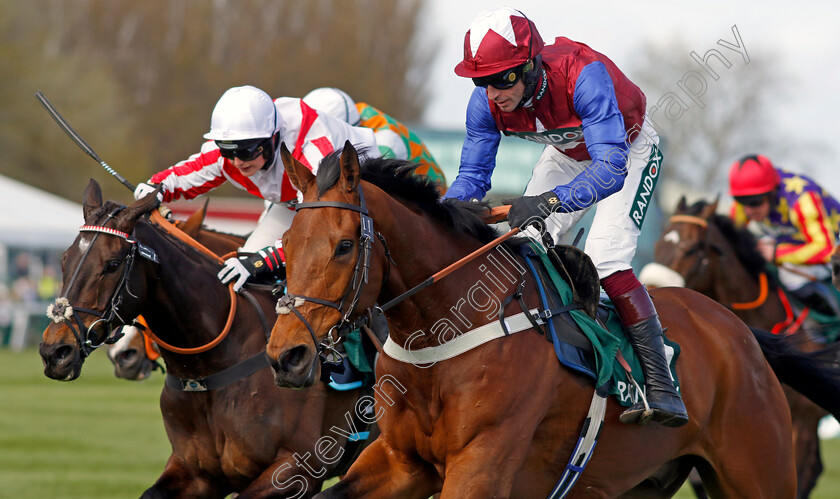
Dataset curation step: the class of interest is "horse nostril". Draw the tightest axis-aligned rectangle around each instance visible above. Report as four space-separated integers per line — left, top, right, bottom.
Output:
280 346 310 373
53 345 74 365
118 349 138 365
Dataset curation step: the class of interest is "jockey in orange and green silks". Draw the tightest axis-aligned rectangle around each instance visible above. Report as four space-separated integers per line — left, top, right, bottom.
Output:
356 103 446 190
302 87 447 193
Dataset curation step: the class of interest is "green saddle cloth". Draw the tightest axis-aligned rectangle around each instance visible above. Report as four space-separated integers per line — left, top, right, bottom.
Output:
529 242 681 407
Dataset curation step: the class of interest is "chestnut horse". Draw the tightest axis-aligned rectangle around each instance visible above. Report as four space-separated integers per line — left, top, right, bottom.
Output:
107 201 246 380
40 180 373 498
265 143 840 498
643 197 830 498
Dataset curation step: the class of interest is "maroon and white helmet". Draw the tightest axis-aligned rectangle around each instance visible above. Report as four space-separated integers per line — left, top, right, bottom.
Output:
454 7 544 78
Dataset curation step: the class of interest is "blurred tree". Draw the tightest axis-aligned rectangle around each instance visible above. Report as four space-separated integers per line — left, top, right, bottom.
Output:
0 0 435 201
627 39 787 193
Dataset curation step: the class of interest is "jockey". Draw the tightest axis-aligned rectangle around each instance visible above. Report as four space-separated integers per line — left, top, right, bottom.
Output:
446 7 686 427
133 85 378 291
302 87 448 191
729 154 840 317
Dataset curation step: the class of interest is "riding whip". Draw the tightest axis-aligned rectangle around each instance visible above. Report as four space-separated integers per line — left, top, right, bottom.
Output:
34 91 136 192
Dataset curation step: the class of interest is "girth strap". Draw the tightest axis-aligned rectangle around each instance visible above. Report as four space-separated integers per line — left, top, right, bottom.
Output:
164 351 269 392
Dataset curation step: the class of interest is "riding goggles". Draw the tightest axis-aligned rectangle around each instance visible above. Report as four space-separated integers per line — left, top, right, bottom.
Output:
734 194 768 207
216 138 270 161
472 66 522 90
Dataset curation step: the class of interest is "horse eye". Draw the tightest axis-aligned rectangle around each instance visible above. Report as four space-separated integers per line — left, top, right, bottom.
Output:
104 259 122 273
335 240 354 257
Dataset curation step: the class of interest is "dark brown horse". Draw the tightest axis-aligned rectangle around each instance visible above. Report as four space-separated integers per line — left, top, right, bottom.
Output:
265 143 840 498
106 200 247 380
645 197 829 498
40 180 373 498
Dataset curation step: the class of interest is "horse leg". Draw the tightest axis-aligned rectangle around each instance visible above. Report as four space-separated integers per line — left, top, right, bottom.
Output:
235 453 326 499
785 387 825 498
316 438 439 499
693 416 796 498
436 431 535 499
141 455 228 498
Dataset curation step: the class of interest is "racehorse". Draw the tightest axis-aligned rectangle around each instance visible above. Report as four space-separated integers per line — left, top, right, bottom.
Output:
644 197 829 498
40 180 375 498
107 200 246 381
265 142 840 498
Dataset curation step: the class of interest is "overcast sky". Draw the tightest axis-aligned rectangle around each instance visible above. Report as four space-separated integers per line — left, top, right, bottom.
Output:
421 1 840 190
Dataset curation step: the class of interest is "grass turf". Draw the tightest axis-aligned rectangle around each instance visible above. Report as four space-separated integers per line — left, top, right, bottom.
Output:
2 348 838 497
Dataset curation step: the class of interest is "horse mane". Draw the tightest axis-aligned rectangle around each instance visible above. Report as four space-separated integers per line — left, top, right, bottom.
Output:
315 151 500 244
684 200 771 282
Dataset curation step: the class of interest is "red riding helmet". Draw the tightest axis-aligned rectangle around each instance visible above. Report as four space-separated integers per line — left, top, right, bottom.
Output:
728 155 780 197
454 7 544 78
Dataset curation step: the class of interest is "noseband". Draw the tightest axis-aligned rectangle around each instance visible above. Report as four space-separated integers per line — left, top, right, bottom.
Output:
47 208 158 359
276 185 393 364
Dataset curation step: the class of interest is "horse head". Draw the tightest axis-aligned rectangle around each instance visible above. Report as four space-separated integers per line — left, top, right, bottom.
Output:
648 196 723 293
40 179 160 381
266 142 391 388
107 321 158 380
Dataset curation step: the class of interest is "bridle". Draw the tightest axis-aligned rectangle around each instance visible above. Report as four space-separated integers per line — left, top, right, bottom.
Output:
276 185 394 365
47 207 158 359
667 214 770 310
666 215 718 290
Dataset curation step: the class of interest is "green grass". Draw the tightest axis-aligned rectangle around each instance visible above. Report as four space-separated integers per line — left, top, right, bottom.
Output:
2 348 839 498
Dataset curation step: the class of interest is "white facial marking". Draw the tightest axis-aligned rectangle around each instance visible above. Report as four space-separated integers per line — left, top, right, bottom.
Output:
108 326 140 361
664 230 680 244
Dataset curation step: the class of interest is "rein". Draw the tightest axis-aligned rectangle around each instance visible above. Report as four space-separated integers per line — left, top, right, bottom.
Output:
47 207 142 359
278 186 520 367
49 208 240 358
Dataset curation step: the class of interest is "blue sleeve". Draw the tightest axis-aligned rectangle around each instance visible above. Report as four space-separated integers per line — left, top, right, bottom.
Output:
443 87 501 201
551 61 631 212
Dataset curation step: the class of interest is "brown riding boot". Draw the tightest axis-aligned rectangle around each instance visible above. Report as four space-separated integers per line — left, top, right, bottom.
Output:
612 286 688 427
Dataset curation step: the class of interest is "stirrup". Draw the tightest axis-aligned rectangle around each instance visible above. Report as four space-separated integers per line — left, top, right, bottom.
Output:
619 376 653 425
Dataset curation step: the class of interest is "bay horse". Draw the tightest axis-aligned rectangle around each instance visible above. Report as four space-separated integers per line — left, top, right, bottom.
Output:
107 200 247 381
644 197 829 498
40 180 374 498
266 142 840 498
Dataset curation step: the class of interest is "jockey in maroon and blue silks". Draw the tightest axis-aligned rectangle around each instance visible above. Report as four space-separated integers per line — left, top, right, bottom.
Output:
729 154 840 317
446 7 686 427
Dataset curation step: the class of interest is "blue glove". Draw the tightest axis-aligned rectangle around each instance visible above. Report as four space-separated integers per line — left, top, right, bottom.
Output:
507 191 560 230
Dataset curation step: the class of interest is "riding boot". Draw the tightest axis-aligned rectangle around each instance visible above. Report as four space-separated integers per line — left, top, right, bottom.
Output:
612 286 688 427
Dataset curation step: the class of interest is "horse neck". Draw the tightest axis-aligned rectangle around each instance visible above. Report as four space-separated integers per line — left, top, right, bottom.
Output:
375 200 526 349
705 233 787 329
135 222 262 373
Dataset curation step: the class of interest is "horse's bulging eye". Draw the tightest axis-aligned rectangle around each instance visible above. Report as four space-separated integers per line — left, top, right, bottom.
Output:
104 259 122 273
335 240 354 257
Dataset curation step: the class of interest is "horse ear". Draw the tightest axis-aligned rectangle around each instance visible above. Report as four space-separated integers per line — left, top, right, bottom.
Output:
122 186 163 225
339 141 360 193
83 179 103 223
710 194 720 214
676 195 687 213
280 142 315 195
180 198 209 237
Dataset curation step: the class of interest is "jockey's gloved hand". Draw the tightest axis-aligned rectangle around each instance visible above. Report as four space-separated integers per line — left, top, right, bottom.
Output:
217 244 285 292
134 182 163 203
507 191 561 230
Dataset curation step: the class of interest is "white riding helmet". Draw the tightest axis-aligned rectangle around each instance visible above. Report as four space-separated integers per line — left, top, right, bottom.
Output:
204 85 279 141
302 87 361 126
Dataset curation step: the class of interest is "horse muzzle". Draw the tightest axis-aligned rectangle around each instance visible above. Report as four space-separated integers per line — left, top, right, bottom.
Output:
267 345 319 389
39 341 82 381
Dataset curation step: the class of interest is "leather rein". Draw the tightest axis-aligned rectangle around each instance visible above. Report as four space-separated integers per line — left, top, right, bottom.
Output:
47 208 240 360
